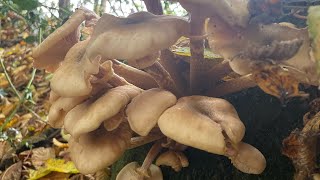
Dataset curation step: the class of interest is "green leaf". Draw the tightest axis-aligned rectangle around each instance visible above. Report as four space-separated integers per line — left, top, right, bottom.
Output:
171 47 222 60
12 0 39 11
307 6 320 74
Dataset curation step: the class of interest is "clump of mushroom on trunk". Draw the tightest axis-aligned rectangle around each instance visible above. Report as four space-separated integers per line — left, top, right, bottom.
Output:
31 0 320 178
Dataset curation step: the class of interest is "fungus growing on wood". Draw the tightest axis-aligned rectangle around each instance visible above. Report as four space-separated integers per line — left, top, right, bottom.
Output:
50 39 101 97
64 85 141 139
126 88 177 136
69 123 131 174
158 96 245 154
32 7 99 72
158 96 266 174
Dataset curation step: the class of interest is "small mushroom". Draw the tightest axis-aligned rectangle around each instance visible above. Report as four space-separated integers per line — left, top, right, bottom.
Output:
116 162 163 180
126 88 177 136
158 96 245 155
227 142 266 174
69 123 131 174
64 85 141 139
156 150 189 172
32 7 99 72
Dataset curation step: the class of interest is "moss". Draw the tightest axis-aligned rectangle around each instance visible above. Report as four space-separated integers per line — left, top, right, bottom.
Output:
111 87 308 179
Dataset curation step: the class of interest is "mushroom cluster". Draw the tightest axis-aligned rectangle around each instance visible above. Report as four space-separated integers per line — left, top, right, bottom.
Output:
31 0 320 178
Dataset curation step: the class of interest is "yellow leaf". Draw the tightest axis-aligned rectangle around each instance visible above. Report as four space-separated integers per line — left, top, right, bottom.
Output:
28 159 79 180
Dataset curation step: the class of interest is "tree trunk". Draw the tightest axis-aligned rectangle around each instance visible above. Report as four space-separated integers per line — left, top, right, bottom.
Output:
100 0 107 15
94 0 100 14
58 0 70 19
143 0 163 15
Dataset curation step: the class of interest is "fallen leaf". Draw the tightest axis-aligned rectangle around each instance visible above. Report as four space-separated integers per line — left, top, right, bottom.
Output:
0 161 22 180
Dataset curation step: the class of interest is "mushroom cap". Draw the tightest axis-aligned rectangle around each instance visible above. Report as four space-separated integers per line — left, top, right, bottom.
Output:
126 88 177 136
179 0 249 27
32 7 98 72
116 162 163 180
85 11 189 61
229 142 266 174
158 96 245 155
69 123 131 174
48 95 89 128
155 150 189 172
64 85 142 139
50 39 101 97
208 20 318 85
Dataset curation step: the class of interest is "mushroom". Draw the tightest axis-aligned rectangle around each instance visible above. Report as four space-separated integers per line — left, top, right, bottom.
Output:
32 7 99 72
126 88 177 136
155 150 189 172
158 96 245 155
50 39 101 97
116 162 163 180
178 0 249 27
64 85 141 140
227 142 266 174
158 96 266 174
85 11 188 62
69 123 131 174
85 11 189 94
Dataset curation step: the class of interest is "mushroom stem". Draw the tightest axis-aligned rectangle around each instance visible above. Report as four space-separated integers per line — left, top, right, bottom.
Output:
129 133 165 149
111 60 158 89
206 61 233 89
206 74 256 97
136 140 163 177
189 14 210 94
144 62 180 96
160 50 188 97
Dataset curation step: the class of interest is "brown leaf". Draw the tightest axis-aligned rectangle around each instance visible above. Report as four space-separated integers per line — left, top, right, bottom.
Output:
0 161 22 180
252 64 308 101
31 147 56 169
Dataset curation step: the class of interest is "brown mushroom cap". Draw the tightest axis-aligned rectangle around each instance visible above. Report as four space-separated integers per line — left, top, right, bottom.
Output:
179 0 249 27
229 142 266 174
85 11 189 62
116 162 163 180
69 123 131 174
126 88 177 136
48 95 89 128
155 150 189 172
50 39 101 97
158 96 245 155
64 85 142 139
32 7 98 72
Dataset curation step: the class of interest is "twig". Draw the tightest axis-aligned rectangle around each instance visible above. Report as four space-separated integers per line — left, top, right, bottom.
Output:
0 29 41 132
0 58 21 99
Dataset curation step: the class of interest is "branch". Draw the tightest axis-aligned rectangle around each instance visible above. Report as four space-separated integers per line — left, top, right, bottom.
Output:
143 0 163 15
